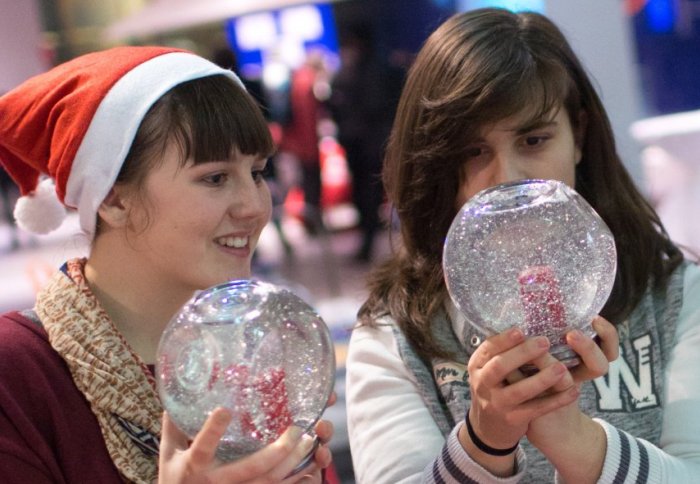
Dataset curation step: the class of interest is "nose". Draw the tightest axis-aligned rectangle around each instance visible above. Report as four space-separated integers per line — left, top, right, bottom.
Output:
229 177 272 221
490 151 527 186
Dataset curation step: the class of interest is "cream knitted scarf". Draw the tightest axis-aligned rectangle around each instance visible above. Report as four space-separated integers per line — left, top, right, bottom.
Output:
36 258 162 484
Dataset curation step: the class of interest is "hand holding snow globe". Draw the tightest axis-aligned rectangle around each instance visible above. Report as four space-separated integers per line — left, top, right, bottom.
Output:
443 179 617 369
155 280 335 469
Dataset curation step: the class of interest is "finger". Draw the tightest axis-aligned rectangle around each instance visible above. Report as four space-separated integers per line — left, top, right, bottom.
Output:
501 360 570 405
468 328 525 370
565 316 617 383
479 336 551 387
526 351 575 393
314 419 334 445
505 367 526 386
188 407 232 469
508 384 581 423
566 329 609 382
159 411 188 460
313 443 333 469
327 391 337 407
265 433 319 481
592 316 619 362
282 466 321 484
213 425 304 481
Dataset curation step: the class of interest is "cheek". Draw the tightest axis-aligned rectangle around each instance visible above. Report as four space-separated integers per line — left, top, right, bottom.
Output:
561 147 580 187
455 187 469 211
574 143 583 165
145 198 209 240
260 188 273 224
564 166 577 188
455 164 489 209
455 164 470 209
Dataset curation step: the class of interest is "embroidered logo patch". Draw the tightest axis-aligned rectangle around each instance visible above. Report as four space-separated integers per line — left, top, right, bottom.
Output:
433 360 469 409
593 334 659 412
434 361 468 387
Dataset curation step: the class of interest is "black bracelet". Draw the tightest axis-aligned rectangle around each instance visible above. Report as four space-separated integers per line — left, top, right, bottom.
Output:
465 409 519 457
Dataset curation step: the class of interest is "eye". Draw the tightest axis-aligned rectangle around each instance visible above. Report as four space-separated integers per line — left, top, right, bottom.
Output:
202 172 228 186
252 164 271 184
464 145 484 159
522 135 550 148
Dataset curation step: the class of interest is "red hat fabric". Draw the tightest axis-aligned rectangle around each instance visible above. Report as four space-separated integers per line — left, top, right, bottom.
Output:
0 46 242 235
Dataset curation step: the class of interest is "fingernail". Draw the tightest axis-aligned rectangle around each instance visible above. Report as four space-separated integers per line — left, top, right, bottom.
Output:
510 328 524 341
553 363 567 375
214 408 231 424
536 336 550 348
569 330 583 342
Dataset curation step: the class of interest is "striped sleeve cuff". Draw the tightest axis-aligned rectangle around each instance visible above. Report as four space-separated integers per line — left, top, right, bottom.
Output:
422 421 526 483
593 418 662 483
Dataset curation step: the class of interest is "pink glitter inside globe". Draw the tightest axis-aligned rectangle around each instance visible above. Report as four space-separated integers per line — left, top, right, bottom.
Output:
156 279 336 461
443 179 617 367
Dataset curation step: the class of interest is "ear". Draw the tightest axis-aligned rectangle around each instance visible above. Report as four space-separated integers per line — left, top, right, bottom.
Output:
97 187 130 229
574 110 588 165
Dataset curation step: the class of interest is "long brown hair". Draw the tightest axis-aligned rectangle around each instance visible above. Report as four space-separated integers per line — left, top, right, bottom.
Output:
359 8 682 360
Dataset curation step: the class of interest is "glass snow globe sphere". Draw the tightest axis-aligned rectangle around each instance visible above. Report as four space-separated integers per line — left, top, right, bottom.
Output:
156 279 336 465
443 179 617 369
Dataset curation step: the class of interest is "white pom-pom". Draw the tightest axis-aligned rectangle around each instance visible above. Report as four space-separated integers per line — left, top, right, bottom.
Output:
14 178 67 234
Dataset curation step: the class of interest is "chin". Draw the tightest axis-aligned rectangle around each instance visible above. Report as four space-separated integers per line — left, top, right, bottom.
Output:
219 270 252 284
192 275 246 294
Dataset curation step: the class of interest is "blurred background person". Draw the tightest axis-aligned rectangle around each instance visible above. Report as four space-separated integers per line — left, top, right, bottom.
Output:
279 49 330 236
212 46 268 116
329 21 403 262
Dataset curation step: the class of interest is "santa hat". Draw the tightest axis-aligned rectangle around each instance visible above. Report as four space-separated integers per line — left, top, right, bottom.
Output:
0 46 242 236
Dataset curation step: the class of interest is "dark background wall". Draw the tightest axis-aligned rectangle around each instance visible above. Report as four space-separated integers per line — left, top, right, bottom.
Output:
332 0 456 65
632 0 700 115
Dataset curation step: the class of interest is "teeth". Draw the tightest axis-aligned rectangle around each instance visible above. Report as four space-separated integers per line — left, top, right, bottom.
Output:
217 236 247 248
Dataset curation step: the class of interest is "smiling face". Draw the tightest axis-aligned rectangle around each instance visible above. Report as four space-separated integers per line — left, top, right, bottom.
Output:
455 107 582 209
120 143 272 293
93 74 275 296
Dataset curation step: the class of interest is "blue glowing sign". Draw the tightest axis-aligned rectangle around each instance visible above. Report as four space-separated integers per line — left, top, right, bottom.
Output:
225 3 338 74
458 0 545 13
645 0 676 33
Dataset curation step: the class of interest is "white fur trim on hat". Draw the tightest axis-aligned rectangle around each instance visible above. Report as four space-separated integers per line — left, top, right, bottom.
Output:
64 52 242 237
14 178 68 234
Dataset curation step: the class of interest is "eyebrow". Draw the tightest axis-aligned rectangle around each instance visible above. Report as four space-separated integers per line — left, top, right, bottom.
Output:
471 117 559 143
512 119 558 135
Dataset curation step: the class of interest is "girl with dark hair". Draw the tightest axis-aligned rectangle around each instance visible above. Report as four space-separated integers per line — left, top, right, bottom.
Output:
0 47 333 483
346 8 699 483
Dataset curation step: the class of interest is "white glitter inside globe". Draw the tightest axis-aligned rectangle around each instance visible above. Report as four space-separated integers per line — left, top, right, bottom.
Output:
443 179 617 366
156 280 336 461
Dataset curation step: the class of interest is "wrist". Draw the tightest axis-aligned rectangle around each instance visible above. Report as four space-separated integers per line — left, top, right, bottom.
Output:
465 408 520 456
457 421 518 478
530 412 606 481
527 403 582 451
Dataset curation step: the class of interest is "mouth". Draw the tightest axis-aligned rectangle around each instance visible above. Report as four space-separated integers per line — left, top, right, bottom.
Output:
215 235 249 249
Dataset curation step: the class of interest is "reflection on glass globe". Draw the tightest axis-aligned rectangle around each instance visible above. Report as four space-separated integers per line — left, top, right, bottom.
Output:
443 179 617 368
156 280 336 462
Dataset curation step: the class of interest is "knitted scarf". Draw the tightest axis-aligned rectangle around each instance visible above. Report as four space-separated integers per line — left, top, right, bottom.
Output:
35 258 162 484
